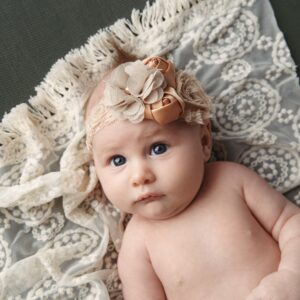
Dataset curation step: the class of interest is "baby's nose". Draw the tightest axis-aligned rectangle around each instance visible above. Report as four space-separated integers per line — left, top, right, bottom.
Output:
131 161 156 187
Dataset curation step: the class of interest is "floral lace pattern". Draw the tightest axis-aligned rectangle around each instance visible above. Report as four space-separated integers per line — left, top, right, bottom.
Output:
221 59 251 82
238 147 299 192
0 0 300 299
177 0 299 197
194 8 258 64
214 79 281 136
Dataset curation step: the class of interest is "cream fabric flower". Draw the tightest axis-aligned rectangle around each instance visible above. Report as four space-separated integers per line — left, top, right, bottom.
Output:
103 60 167 123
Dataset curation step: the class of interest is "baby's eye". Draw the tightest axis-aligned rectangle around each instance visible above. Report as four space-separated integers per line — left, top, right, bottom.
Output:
150 143 168 156
110 155 126 167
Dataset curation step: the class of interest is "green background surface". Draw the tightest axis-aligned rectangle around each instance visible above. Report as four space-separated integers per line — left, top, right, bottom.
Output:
0 0 299 117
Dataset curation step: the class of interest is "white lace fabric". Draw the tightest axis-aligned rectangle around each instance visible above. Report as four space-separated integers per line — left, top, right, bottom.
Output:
0 0 300 299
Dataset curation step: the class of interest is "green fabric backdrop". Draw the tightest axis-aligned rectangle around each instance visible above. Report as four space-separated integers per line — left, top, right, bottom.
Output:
0 0 299 117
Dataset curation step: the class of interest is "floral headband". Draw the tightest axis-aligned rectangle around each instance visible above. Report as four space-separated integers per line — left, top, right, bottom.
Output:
86 56 211 150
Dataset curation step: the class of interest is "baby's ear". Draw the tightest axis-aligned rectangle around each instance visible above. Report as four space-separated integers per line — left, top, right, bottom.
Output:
200 120 212 162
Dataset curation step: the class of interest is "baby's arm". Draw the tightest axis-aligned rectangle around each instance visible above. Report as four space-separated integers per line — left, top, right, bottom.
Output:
118 217 166 300
230 163 300 299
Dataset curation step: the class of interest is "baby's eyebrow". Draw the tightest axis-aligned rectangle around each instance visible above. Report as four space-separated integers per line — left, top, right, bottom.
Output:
142 127 166 139
96 143 122 156
94 126 172 155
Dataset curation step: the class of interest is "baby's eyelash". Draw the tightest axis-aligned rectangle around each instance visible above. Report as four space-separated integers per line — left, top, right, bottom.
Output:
150 143 169 156
109 155 127 167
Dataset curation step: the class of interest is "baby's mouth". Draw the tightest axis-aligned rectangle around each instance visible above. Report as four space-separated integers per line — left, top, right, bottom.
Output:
136 193 164 203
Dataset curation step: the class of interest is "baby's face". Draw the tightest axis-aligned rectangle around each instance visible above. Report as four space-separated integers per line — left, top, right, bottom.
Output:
92 119 211 220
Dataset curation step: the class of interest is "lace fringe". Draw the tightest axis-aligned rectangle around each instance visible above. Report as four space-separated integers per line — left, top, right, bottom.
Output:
0 0 243 158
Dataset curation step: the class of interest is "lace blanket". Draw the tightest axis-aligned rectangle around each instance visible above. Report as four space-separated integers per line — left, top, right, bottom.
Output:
1 0 299 299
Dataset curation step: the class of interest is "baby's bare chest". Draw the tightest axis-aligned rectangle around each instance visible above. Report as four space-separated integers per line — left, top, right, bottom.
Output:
145 195 280 299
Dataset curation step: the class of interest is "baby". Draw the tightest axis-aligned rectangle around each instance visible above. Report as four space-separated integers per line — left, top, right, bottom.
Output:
85 56 300 299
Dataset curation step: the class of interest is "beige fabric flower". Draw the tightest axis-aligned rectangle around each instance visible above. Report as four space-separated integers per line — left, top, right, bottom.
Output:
103 60 167 123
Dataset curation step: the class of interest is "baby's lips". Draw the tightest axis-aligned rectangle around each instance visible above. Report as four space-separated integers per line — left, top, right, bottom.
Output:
136 192 164 203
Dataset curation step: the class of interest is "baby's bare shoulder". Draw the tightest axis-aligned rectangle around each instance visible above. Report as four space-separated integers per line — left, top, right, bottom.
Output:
121 215 157 254
119 216 149 265
205 161 256 182
206 160 250 171
201 161 260 198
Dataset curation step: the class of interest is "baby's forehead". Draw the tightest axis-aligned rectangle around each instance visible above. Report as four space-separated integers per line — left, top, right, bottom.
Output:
92 119 197 151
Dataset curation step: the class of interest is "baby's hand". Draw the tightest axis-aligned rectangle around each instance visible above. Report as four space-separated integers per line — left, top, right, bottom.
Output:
246 270 300 300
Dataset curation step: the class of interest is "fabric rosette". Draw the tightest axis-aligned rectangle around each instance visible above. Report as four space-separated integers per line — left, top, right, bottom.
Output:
143 56 176 88
103 60 167 123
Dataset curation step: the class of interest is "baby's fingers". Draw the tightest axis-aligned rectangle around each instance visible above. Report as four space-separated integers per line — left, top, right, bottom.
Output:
246 270 296 300
245 286 268 300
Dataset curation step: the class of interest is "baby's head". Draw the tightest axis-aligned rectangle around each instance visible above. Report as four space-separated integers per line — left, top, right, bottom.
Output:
85 57 212 220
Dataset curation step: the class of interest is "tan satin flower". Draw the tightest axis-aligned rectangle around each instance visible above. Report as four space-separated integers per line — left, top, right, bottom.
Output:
143 56 176 88
144 86 185 125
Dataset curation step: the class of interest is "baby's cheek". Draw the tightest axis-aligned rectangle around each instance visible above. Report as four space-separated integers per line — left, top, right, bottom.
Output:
96 174 111 198
101 180 115 200
180 165 204 196
101 181 127 210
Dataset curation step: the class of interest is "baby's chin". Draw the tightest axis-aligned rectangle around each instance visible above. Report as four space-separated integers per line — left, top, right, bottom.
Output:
133 197 194 221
